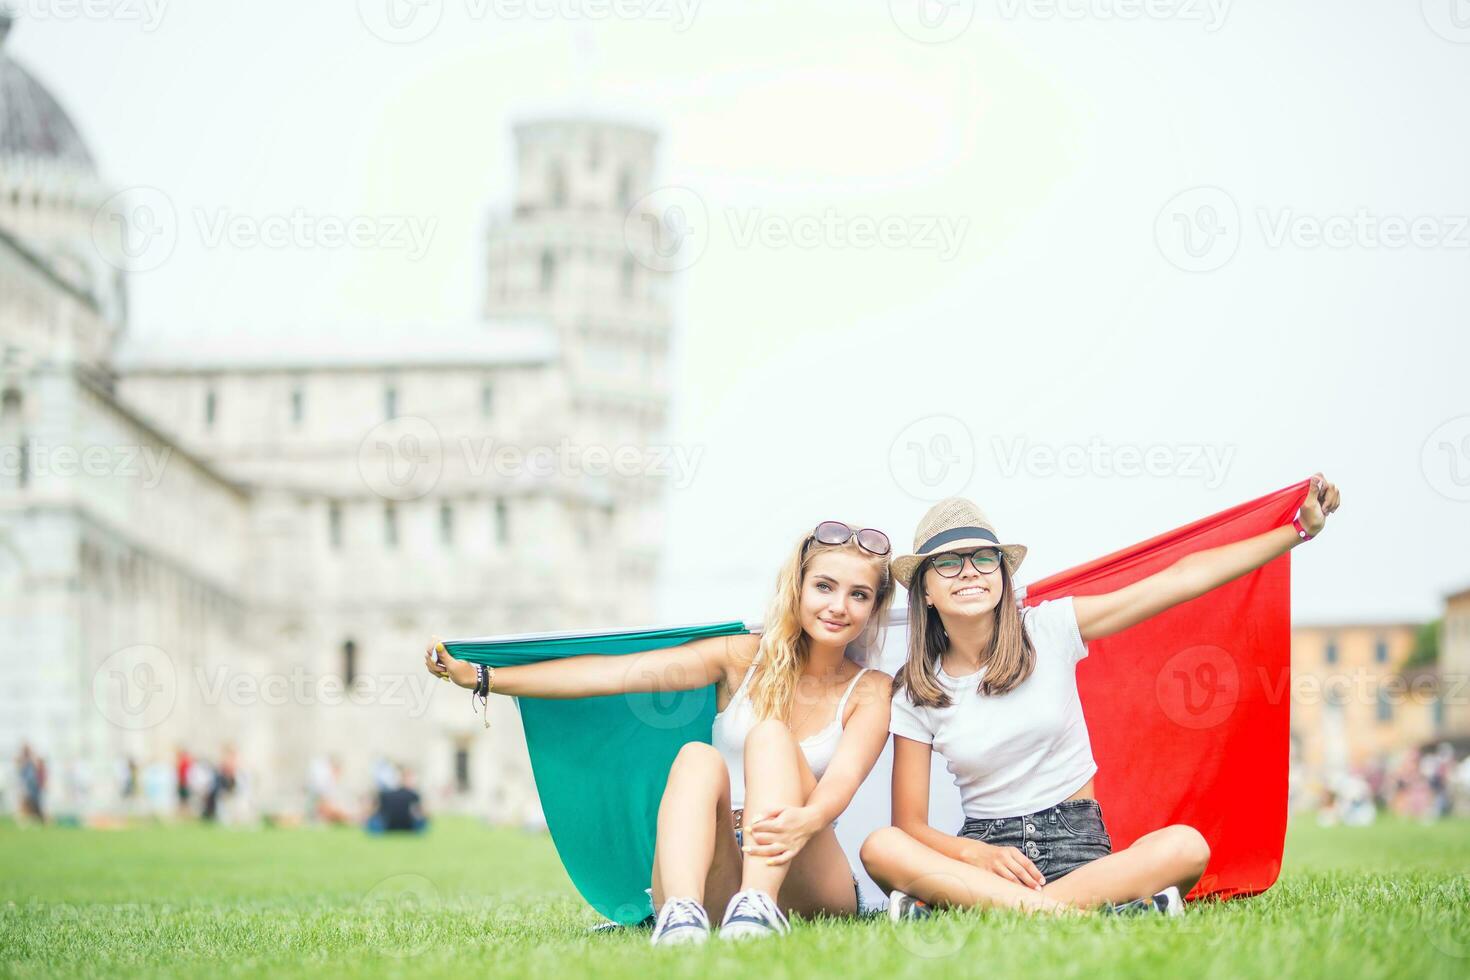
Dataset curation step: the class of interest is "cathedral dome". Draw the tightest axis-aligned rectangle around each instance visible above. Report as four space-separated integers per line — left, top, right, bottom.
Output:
0 13 97 175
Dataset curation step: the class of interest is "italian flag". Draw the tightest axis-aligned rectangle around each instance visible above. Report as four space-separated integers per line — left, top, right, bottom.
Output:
447 479 1308 922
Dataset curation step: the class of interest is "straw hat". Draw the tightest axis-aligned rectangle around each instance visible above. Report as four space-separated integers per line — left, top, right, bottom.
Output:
891 497 1027 589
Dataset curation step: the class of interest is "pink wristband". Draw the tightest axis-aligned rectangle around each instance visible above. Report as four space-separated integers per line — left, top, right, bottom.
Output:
1292 513 1315 541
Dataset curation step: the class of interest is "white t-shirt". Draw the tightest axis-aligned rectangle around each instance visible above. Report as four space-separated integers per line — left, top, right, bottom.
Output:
889 597 1097 820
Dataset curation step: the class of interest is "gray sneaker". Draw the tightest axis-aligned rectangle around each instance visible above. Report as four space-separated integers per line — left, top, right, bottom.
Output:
650 897 711 946
717 889 790 940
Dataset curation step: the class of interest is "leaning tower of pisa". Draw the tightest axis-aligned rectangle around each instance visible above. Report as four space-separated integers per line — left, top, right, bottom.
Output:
484 118 682 625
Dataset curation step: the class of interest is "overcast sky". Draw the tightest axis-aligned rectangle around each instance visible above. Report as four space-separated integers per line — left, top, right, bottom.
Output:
10 1 1470 624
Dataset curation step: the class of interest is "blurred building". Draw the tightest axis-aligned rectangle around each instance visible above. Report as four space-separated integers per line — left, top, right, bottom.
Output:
1289 622 1442 803
1442 585 1470 738
0 14 681 820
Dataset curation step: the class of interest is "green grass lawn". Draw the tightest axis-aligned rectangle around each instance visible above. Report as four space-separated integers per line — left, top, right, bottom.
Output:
2 815 1468 979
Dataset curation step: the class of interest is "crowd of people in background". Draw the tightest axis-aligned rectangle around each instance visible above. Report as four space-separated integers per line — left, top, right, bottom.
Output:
1302 743 1470 827
13 738 1469 833
6 743 428 835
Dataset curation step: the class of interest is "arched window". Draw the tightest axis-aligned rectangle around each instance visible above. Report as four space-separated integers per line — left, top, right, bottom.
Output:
494 499 509 545
454 742 471 793
342 639 358 686
539 250 556 294
549 164 567 208
621 256 636 299
0 388 23 488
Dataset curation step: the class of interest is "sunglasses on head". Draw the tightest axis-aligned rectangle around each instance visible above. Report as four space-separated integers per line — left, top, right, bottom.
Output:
805 520 892 558
927 548 1002 578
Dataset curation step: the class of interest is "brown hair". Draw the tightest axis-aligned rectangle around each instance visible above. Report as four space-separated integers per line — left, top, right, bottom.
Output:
893 557 1035 708
746 529 894 721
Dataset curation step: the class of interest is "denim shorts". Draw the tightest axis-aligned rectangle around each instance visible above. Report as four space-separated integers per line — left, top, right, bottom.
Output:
959 799 1113 883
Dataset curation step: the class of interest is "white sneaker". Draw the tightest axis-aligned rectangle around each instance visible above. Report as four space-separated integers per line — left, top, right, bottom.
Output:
650 897 711 946
1152 885 1184 917
717 889 791 940
1105 885 1184 917
887 889 932 922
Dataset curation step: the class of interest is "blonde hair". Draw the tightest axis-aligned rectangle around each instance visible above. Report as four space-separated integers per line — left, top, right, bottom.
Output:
746 528 894 721
893 557 1035 708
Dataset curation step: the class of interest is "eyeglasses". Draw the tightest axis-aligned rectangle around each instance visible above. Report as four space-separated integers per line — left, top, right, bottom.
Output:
806 520 891 557
928 548 1002 578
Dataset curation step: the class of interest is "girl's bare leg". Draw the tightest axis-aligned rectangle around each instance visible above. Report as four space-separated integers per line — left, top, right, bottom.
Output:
650 742 743 914
1039 825 1210 908
860 827 1071 913
737 719 863 918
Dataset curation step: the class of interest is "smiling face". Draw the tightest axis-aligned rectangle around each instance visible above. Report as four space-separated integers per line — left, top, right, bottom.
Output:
798 548 883 649
922 547 1005 622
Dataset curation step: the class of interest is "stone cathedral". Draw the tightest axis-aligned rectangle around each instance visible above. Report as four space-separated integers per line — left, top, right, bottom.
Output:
0 14 682 822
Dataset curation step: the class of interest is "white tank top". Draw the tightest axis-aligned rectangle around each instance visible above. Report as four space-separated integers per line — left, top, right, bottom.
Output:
711 651 874 811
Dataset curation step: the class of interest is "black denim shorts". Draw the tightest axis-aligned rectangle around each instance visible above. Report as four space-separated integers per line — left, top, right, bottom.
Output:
959 799 1113 883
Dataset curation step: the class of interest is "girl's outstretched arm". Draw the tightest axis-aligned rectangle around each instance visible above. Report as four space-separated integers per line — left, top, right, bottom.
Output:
424 631 756 698
1073 472 1341 643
